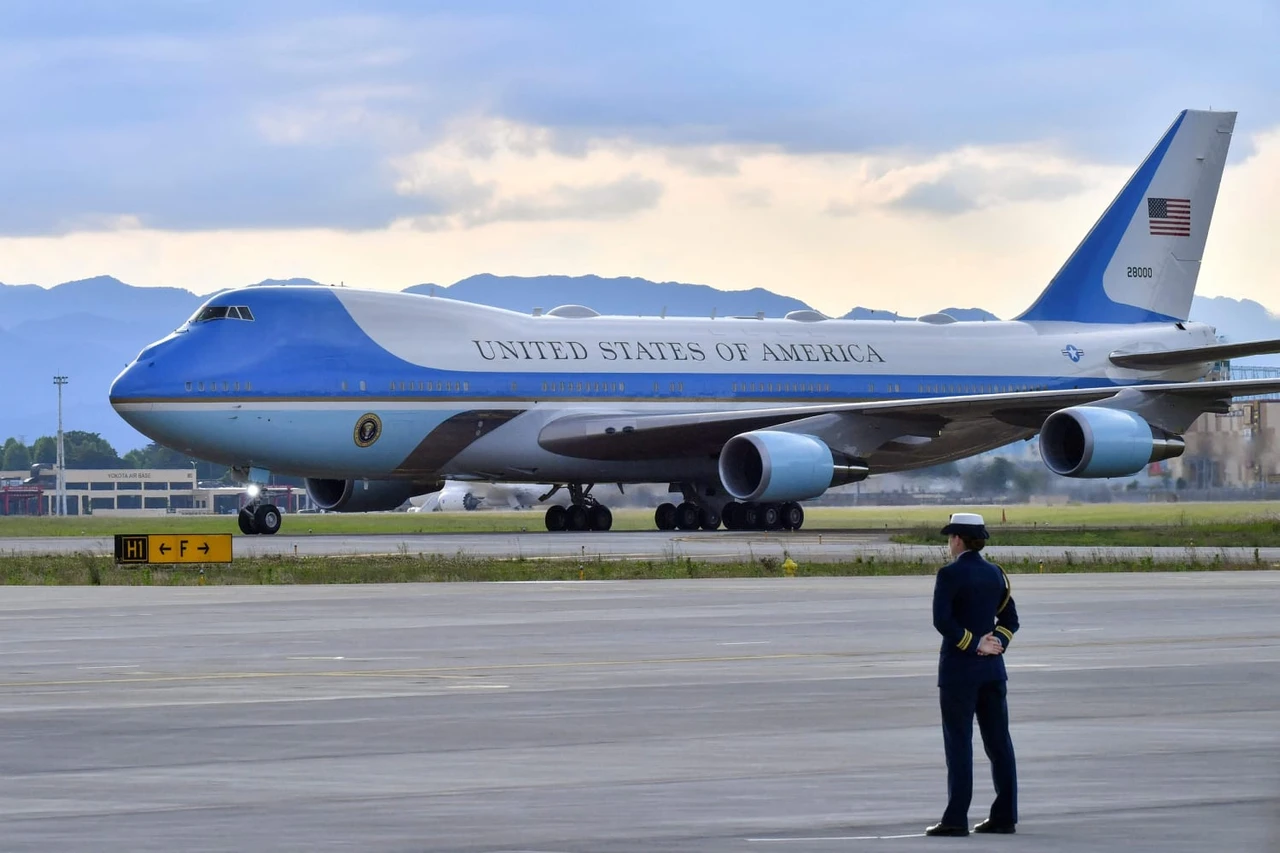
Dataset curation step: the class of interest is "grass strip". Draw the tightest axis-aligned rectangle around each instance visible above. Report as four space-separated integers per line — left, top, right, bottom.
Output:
4 501 1280 538
2 551 1274 586
890 521 1280 547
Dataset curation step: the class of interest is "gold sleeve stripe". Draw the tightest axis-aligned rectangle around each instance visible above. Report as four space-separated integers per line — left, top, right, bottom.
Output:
998 569 1012 614
958 629 973 651
995 626 1014 642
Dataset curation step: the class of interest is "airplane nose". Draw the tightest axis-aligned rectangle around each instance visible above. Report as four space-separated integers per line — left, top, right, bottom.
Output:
109 361 142 404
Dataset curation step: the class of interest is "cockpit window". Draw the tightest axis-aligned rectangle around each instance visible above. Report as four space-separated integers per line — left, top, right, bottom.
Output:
195 306 230 322
191 305 256 323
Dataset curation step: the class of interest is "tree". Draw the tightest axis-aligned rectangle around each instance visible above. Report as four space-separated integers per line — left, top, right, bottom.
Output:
963 457 1018 496
2 438 31 471
124 442 192 469
62 431 123 468
31 436 56 465
122 442 231 481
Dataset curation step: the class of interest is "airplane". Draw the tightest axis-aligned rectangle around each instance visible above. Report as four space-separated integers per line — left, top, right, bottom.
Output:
408 480 569 512
111 108 1280 536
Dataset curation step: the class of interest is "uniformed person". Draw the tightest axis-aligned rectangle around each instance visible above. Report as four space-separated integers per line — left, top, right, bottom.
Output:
925 512 1019 837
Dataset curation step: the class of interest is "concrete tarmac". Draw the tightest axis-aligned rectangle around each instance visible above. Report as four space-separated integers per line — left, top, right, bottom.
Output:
0 573 1277 851
6 529 1280 563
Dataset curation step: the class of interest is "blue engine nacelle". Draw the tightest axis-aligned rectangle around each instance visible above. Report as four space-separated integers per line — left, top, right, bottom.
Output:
1039 407 1185 478
718 431 868 503
305 478 442 512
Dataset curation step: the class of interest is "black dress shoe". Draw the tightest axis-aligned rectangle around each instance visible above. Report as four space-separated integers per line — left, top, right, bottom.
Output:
973 818 1016 834
924 823 969 837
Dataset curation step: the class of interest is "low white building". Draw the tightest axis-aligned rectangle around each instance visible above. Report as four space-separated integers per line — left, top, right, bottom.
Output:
0 467 304 516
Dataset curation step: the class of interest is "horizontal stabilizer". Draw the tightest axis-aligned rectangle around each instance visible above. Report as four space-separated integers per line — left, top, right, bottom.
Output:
1109 338 1280 369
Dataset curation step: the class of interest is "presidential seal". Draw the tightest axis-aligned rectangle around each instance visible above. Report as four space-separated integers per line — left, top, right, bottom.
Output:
354 413 382 448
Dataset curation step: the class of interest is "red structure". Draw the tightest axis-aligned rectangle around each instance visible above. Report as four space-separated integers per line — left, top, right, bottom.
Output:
1 485 44 516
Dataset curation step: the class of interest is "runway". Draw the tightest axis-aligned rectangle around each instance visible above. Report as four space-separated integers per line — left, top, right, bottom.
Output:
6 528 1280 564
0 573 1276 851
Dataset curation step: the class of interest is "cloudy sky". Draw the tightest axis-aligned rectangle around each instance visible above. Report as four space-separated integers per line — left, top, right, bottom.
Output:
2 0 1277 318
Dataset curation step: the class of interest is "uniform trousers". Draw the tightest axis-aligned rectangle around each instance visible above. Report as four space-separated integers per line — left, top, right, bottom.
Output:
939 678 1017 827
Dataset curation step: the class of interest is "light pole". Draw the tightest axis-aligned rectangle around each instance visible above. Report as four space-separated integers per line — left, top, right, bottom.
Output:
53 375 68 516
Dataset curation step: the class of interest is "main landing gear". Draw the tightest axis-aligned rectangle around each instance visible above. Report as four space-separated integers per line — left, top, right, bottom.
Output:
237 484 282 536
543 483 613 532
654 499 805 531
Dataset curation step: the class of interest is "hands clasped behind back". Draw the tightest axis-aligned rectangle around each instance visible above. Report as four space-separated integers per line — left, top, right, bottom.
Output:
976 634 1004 656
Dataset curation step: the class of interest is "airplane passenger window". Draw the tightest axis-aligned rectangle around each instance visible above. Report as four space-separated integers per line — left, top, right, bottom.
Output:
185 381 192 392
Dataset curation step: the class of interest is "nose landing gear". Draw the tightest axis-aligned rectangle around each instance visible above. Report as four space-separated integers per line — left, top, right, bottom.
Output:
233 470 282 535
238 502 282 535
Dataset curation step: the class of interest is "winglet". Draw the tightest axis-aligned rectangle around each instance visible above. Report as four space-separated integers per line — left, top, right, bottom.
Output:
1018 109 1236 324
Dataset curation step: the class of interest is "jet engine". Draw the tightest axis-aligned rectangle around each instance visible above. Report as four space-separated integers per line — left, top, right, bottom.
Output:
305 478 442 512
718 430 868 503
1038 406 1185 478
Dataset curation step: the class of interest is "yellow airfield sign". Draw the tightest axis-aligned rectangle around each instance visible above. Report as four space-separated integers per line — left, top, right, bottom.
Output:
114 533 233 564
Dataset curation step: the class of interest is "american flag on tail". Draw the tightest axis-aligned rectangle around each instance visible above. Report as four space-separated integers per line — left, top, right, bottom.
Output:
1148 197 1191 236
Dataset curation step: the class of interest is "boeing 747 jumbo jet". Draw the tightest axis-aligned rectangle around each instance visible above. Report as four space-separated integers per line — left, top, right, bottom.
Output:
112 109 1280 535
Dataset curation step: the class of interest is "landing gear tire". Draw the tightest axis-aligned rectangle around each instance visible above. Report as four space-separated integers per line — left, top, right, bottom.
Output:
588 505 613 531
655 502 678 531
782 502 804 531
760 503 781 530
722 502 741 530
254 504 282 535
675 501 701 531
741 504 761 530
545 504 568 532
699 507 721 530
238 507 258 535
567 504 590 532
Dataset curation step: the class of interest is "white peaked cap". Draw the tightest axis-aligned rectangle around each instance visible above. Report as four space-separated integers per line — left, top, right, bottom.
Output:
948 512 985 526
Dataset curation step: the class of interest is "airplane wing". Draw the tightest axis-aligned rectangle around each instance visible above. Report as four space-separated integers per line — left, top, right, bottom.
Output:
1109 338 1280 369
538 377 1280 462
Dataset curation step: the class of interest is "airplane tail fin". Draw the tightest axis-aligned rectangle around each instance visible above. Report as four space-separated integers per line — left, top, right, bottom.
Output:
1017 109 1236 324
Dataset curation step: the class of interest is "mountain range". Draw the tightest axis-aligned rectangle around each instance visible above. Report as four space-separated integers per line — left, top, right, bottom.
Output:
2 274 1278 454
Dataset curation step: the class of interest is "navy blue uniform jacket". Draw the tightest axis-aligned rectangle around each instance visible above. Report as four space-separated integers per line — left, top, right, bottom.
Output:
933 550 1019 688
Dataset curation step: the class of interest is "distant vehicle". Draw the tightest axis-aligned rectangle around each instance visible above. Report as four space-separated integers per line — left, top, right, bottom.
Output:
111 109 1280 536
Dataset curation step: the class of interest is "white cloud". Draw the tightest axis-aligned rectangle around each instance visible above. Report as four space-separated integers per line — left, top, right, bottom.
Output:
2 119 1277 322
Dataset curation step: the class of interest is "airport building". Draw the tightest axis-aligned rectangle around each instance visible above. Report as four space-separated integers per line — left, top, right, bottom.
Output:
1163 399 1280 489
0 466 306 517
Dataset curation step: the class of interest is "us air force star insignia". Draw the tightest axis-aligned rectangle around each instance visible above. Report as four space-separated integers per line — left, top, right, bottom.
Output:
354 413 382 447
1061 344 1084 363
